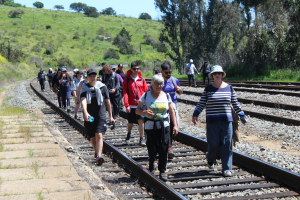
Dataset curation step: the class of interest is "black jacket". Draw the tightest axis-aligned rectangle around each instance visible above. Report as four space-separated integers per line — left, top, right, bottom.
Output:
102 72 120 96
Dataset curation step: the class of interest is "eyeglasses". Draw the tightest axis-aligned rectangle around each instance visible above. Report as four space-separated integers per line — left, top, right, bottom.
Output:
132 68 140 71
112 69 116 70
163 71 172 75
213 72 223 75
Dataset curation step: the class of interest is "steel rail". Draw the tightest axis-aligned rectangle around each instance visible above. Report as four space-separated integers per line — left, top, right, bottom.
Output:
182 90 300 111
30 82 186 200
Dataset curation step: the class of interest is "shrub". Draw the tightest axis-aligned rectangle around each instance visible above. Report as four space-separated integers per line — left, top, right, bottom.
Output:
13 21 18 25
57 56 73 67
46 25 51 29
83 6 99 18
139 12 152 20
33 1 44 8
3 2 23 7
97 27 105 35
28 56 43 67
119 45 136 55
31 44 41 52
104 48 120 60
53 5 64 10
145 36 156 45
100 7 116 16
73 32 80 40
8 9 24 18
154 42 168 53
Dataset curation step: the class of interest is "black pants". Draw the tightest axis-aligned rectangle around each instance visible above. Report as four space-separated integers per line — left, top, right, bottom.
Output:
110 94 119 119
203 73 210 85
188 74 196 86
48 80 53 89
57 93 62 107
146 127 170 173
39 80 45 90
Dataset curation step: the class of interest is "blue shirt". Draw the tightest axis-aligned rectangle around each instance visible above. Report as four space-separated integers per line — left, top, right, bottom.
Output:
148 77 180 102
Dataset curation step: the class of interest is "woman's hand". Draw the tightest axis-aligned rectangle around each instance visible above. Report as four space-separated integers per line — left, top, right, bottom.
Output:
110 89 115 93
173 125 178 136
84 112 91 121
192 117 198 125
144 109 154 116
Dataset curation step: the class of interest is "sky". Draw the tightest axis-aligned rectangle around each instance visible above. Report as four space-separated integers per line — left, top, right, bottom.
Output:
16 0 162 19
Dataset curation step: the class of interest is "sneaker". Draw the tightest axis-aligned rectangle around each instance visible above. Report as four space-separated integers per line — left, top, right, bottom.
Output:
96 156 104 166
74 115 78 119
94 153 97 159
207 162 214 169
159 172 168 181
67 107 71 112
224 171 232 177
150 169 155 174
194 85 197 87
168 148 175 160
64 107 67 112
139 138 146 146
125 132 131 141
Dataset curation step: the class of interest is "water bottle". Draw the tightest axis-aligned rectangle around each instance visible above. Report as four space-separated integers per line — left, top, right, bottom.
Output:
88 116 94 122
141 104 147 118
240 116 246 123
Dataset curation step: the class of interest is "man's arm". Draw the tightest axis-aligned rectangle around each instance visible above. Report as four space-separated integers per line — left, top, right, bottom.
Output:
105 99 115 124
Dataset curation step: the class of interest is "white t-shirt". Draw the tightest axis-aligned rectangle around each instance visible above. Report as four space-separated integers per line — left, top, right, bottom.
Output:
139 91 172 130
185 63 196 75
129 75 139 108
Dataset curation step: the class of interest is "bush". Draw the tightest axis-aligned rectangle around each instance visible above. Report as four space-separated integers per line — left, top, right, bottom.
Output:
31 44 41 52
46 25 51 29
13 21 18 25
33 1 44 8
8 9 24 18
154 42 168 53
139 12 152 20
97 27 105 35
3 2 23 7
100 7 116 16
145 36 156 45
119 45 136 55
104 48 120 60
28 56 43 67
73 32 80 40
54 5 64 10
83 6 99 18
57 56 74 67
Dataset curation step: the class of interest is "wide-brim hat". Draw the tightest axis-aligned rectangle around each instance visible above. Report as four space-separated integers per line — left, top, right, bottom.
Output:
209 65 226 79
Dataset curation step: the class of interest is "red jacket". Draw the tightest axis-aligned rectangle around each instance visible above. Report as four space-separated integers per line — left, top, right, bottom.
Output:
123 70 148 107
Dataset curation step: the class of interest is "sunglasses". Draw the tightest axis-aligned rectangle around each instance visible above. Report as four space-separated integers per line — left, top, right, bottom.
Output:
213 72 223 75
163 71 172 75
112 68 116 70
132 68 140 71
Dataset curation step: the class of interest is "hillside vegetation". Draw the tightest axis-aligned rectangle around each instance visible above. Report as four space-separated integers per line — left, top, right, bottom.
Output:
0 5 165 69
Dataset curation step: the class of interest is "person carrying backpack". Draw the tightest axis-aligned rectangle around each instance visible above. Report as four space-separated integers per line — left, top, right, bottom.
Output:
102 64 120 119
37 68 46 92
148 61 183 160
199 61 211 85
123 61 148 146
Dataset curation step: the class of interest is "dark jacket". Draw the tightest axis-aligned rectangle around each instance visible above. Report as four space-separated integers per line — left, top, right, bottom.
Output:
199 64 210 74
38 72 46 81
116 69 126 79
102 72 120 96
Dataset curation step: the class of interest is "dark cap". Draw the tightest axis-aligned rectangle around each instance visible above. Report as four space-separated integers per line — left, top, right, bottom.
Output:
40 68 44 71
58 68 62 72
61 68 67 72
87 68 97 75
204 61 208 64
77 70 83 74
118 64 123 67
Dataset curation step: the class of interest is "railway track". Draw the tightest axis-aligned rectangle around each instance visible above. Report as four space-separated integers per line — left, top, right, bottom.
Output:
30 79 300 199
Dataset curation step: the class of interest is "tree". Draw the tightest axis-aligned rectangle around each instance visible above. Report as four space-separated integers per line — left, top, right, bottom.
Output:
54 5 64 10
8 9 24 18
139 12 152 20
69 2 86 12
0 0 10 4
33 1 44 8
100 7 116 15
83 6 99 17
113 27 132 48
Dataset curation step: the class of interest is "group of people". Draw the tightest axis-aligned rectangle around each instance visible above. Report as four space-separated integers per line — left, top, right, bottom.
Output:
185 59 211 87
38 60 247 181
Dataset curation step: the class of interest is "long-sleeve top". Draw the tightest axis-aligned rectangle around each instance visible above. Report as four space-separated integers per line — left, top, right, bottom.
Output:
102 72 120 96
193 84 246 123
199 64 210 74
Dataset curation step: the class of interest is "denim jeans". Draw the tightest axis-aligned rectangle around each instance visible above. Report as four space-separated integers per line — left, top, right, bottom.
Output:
206 122 233 173
188 74 196 86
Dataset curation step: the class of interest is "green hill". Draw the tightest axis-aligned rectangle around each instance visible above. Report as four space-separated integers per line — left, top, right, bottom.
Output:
0 5 165 68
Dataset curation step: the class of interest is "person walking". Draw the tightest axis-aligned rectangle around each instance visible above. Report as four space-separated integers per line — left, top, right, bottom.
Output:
185 59 199 87
199 61 211 85
59 68 72 112
192 65 247 177
148 62 182 160
71 70 83 119
47 68 54 89
116 64 126 79
112 65 124 111
99 63 106 82
80 68 115 166
136 75 178 181
52 68 62 107
37 68 46 91
123 61 148 146
102 64 120 119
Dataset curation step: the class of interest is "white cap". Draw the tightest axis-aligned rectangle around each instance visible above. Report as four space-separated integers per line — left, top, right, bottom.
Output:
49 68 52 71
73 68 79 72
189 59 193 63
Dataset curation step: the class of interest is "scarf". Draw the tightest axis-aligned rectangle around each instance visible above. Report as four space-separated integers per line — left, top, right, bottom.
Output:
80 81 105 106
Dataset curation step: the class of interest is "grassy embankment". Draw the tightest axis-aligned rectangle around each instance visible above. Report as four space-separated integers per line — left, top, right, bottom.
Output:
0 5 165 68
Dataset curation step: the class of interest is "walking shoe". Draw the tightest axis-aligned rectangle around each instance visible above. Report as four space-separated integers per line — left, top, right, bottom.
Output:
74 115 78 119
150 169 155 174
194 85 197 87
207 161 214 169
159 172 168 181
168 148 175 160
149 162 155 174
67 107 71 112
64 107 67 112
139 138 146 146
96 156 104 166
224 171 232 177
125 132 131 141
94 153 97 159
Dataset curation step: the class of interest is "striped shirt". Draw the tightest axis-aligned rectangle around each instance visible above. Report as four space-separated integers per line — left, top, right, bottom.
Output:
193 84 245 123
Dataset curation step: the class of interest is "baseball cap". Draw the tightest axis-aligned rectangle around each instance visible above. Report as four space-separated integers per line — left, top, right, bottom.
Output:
40 68 44 71
87 68 97 75
73 68 79 72
77 70 83 74
58 68 62 72
112 65 117 69
118 64 123 67
189 59 193 63
49 68 52 71
61 68 67 72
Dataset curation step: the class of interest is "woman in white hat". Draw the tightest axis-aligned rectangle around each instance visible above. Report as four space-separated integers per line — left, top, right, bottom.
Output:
192 65 247 177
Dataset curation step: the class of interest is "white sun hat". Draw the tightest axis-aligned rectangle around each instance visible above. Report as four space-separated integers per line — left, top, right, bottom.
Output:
209 65 226 79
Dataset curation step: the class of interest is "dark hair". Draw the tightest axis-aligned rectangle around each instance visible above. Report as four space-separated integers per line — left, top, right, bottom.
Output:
131 61 138 68
161 61 172 70
101 62 106 66
154 70 161 74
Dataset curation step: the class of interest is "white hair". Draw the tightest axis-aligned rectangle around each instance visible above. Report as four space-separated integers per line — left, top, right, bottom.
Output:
151 74 164 85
